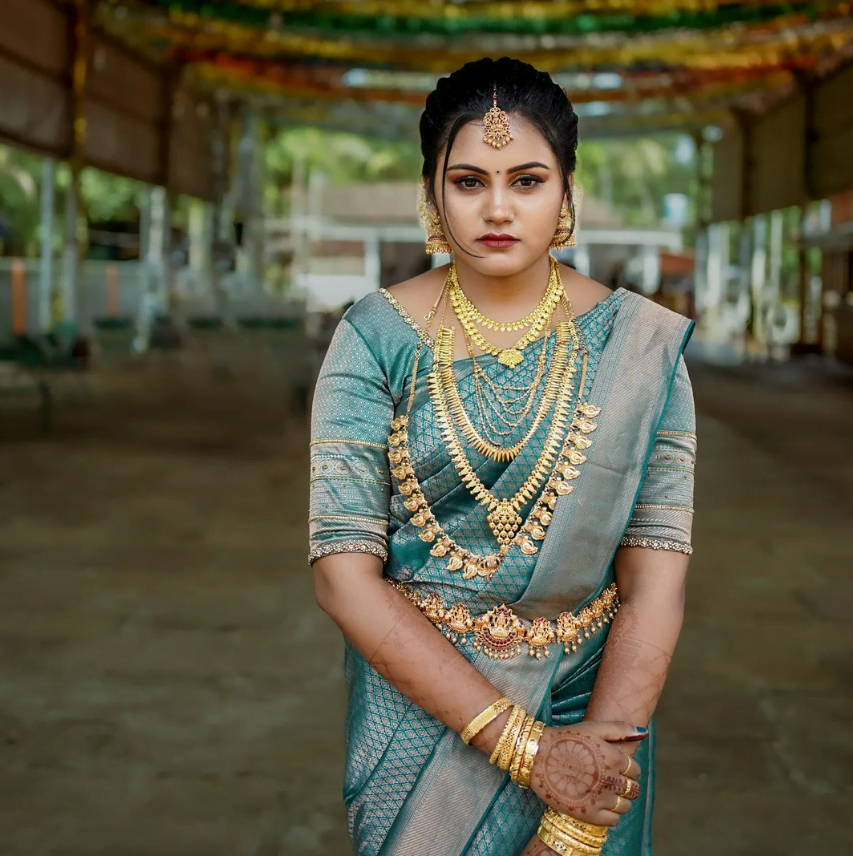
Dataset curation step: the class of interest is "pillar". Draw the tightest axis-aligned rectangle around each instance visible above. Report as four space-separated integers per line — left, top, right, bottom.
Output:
750 215 768 343
60 176 80 325
38 158 56 331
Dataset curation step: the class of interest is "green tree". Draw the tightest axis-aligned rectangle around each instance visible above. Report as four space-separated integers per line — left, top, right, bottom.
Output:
0 145 42 256
576 134 695 229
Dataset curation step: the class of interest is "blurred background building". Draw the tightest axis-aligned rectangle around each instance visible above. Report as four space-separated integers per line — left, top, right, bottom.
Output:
1 0 852 368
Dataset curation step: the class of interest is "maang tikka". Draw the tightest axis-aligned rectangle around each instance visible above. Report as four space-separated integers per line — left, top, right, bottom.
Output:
483 86 512 149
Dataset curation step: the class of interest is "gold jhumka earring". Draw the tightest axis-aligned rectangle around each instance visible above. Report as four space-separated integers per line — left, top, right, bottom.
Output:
483 86 512 149
417 182 451 255
550 198 577 249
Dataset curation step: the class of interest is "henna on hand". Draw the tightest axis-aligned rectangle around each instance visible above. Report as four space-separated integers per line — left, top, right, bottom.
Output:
529 723 644 824
538 732 606 811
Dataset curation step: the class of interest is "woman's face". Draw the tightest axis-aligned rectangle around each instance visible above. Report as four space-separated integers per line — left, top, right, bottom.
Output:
430 114 567 277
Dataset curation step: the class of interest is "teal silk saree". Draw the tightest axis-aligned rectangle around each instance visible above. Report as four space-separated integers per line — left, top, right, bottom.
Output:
309 283 696 856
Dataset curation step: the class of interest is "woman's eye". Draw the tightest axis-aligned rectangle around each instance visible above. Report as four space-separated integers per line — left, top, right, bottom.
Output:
514 175 542 188
455 177 483 189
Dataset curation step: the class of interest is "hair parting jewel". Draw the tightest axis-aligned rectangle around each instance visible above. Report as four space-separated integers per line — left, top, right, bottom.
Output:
483 85 513 149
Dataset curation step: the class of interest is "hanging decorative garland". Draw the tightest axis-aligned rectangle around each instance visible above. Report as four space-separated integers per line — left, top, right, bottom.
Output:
127 0 850 38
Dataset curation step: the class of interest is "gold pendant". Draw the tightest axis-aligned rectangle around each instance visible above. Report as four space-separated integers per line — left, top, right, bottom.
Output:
498 348 523 368
487 500 523 549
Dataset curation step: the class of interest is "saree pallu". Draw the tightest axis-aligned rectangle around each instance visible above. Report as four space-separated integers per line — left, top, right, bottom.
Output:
309 284 696 856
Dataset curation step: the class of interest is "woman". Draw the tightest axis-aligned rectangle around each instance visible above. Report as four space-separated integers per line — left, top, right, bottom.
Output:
310 57 695 856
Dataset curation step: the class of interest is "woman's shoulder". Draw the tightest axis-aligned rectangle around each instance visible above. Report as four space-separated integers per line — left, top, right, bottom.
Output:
343 266 446 341
382 266 448 318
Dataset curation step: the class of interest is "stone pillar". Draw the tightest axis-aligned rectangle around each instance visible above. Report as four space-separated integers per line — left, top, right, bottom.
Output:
38 158 56 331
137 185 170 343
750 215 768 344
60 174 80 325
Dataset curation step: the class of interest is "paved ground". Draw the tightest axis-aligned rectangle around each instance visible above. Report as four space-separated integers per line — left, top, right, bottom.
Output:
0 351 851 855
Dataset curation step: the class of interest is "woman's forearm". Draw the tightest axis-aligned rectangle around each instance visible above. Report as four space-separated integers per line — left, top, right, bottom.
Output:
313 552 509 753
584 549 688 741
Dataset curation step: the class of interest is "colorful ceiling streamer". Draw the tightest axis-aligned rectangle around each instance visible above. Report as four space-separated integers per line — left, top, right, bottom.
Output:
98 0 853 136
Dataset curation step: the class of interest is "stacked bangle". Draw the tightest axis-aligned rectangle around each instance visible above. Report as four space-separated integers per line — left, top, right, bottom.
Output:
490 704 526 770
516 718 546 789
486 703 546 791
537 808 608 856
509 715 534 783
460 697 512 745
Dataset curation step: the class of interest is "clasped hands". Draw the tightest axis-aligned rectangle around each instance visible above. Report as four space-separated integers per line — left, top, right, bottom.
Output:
520 720 647 855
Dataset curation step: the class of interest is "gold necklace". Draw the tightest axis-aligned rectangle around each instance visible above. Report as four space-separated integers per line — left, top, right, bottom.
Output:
435 322 577 463
428 323 578 552
452 262 563 332
388 353 600 580
467 333 549 442
448 258 564 367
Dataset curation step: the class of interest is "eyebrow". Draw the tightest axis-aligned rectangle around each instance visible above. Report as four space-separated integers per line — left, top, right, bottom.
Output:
447 161 551 174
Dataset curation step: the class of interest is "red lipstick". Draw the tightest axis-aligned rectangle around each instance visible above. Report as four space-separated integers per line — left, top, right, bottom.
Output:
477 233 520 249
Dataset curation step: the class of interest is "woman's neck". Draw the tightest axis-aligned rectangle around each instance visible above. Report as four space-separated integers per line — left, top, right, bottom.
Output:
452 255 553 319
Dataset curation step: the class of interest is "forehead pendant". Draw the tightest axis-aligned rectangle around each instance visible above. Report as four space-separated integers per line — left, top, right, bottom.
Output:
483 86 512 149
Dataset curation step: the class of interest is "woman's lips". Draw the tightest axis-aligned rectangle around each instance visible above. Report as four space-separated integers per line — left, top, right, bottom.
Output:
477 235 520 249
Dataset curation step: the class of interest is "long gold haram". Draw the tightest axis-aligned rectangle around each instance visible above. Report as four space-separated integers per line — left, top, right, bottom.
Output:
434 322 578 463
428 328 580 554
388 323 601 580
448 258 564 368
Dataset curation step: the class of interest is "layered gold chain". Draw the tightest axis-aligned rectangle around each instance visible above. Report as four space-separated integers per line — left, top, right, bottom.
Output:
388 372 599 580
465 324 549 442
386 262 603 581
448 257 564 367
434 322 577 463
427 321 579 551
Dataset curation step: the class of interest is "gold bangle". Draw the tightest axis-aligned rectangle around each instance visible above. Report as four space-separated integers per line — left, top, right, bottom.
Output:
542 809 608 847
540 814 605 851
460 697 512 745
497 707 526 771
509 715 534 784
543 808 608 838
489 704 525 768
516 719 545 789
537 822 602 856
488 704 520 766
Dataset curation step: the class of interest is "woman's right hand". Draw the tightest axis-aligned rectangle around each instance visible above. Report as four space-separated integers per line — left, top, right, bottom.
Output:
529 721 646 828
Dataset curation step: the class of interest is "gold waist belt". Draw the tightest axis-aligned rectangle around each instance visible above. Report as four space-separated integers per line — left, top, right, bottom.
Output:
391 581 619 661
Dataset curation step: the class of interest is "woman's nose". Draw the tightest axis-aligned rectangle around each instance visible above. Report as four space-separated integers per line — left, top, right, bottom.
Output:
483 187 513 224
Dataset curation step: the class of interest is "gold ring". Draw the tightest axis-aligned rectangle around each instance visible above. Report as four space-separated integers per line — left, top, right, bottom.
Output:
612 795 623 812
620 754 632 777
619 778 633 798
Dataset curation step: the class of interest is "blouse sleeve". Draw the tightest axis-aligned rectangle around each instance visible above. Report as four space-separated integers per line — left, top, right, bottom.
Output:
308 316 395 566
620 355 696 555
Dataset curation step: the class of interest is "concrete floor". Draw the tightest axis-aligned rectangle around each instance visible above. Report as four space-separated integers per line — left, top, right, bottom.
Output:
0 354 851 855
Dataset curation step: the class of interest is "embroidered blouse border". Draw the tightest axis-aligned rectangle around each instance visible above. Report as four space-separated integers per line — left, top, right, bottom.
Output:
620 535 693 555
311 438 388 450
378 289 435 348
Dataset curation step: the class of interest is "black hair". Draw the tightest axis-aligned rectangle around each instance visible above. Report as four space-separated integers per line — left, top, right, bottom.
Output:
419 56 579 254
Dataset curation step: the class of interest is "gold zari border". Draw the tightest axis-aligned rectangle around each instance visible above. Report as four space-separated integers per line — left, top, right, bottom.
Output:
392 581 619 661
